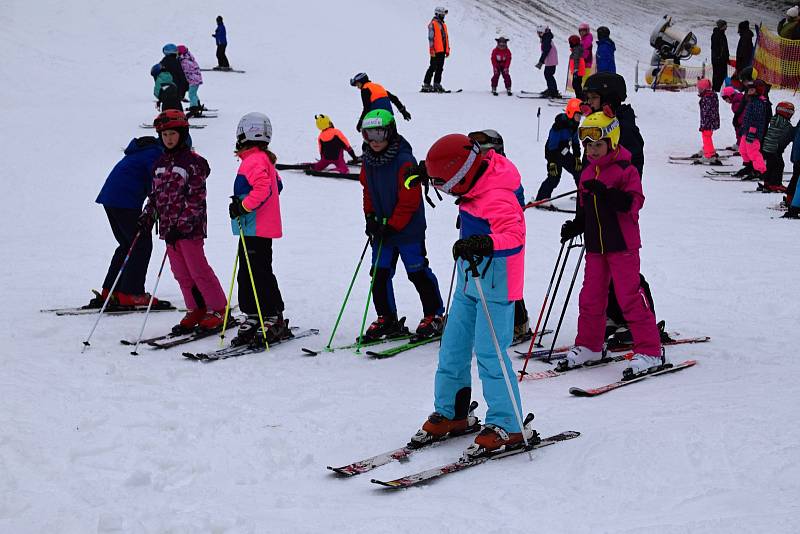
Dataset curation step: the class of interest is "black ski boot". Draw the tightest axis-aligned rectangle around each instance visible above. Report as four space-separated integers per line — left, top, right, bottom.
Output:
231 315 259 346
734 162 754 179
433 83 446 93
421 83 434 93
258 314 291 344
359 314 407 342
415 315 444 339
491 87 498 96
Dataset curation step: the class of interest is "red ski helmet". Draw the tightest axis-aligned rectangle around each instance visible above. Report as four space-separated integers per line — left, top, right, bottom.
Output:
776 101 795 119
696 78 711 92
426 134 485 196
568 34 581 47
154 109 189 132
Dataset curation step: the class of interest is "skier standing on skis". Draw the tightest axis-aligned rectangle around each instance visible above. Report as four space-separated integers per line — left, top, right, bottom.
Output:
138 110 228 333
350 72 411 132
721 86 745 145
759 102 795 193
90 136 169 309
737 78 771 181
490 37 512 96
568 35 586 99
467 129 531 344
151 64 182 112
212 15 230 70
557 112 664 379
359 109 445 341
535 25 560 98
534 98 583 201
422 7 450 93
311 114 358 174
697 78 721 164
160 43 188 101
595 26 616 74
408 133 538 456
177 45 204 117
228 112 290 345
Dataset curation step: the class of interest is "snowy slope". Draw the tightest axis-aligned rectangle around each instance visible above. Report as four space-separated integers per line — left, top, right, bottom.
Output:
1 0 799 532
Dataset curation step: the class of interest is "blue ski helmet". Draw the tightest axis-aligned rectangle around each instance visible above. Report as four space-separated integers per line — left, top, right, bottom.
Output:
162 43 178 55
150 63 162 77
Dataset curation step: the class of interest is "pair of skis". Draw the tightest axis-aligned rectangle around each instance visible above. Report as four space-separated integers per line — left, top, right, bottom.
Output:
182 323 319 361
119 319 241 350
328 402 580 488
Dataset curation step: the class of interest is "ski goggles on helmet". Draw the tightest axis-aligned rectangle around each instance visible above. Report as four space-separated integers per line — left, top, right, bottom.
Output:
578 117 620 144
362 127 390 142
467 130 503 151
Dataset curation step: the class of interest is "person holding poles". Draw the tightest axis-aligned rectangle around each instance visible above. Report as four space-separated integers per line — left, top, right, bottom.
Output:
534 98 583 201
227 112 289 345
407 133 537 456
358 109 444 341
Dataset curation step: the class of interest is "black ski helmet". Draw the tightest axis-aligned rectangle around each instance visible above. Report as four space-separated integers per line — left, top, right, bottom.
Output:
597 26 610 39
584 72 627 108
350 72 369 86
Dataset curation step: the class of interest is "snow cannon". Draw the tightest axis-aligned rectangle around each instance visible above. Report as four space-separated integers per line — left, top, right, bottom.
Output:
649 15 699 65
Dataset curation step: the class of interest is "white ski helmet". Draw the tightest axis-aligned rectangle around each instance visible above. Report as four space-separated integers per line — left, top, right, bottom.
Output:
236 112 272 146
434 6 448 16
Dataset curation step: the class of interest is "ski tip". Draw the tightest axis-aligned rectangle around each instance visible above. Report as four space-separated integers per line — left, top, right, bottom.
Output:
301 348 319 356
370 478 402 488
119 340 133 346
568 387 592 397
327 466 358 477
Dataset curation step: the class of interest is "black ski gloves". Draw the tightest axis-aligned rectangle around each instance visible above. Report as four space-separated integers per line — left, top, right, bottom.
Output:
560 219 583 243
164 227 183 246
347 147 358 160
229 197 249 219
452 235 493 261
137 212 154 234
399 108 412 121
365 214 393 240
583 179 633 212
547 162 559 177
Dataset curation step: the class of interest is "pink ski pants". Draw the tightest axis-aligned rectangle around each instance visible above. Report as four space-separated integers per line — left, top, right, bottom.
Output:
312 154 349 174
167 238 227 311
491 66 512 90
575 250 661 356
739 136 766 173
701 130 716 158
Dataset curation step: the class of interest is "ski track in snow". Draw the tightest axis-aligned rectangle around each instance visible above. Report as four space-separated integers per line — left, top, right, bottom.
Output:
1 0 797 532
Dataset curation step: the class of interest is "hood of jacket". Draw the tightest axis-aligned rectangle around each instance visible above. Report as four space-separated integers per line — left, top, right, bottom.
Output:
461 150 521 201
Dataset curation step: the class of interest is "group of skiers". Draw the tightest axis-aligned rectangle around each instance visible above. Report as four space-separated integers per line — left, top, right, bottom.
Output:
89 7 798 459
710 19 755 93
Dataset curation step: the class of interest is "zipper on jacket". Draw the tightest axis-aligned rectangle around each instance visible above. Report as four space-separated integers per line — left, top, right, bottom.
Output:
592 165 604 254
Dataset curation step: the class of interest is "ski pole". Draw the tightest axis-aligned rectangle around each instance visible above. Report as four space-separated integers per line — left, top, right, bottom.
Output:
220 245 240 347
467 257 533 461
519 240 566 379
536 238 577 351
536 107 541 142
130 248 169 356
355 224 386 354
440 259 457 338
324 237 370 351
81 230 143 352
237 217 269 350
544 244 585 363
523 189 577 210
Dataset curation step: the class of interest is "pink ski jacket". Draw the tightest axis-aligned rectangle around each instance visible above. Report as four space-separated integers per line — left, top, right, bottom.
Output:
231 147 283 238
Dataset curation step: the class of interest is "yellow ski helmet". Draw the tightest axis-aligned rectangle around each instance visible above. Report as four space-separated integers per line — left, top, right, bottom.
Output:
579 112 621 149
315 114 333 131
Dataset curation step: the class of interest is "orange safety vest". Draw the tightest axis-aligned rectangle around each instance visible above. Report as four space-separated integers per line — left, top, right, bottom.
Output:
428 19 450 56
363 81 388 103
569 56 586 77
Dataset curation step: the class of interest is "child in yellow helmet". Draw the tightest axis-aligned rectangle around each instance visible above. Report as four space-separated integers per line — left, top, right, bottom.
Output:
311 114 358 174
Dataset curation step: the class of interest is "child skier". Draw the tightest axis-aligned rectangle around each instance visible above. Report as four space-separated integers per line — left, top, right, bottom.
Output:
138 110 228 333
568 35 586 99
535 25 560 98
467 129 530 344
151 64 181 112
408 133 537 456
721 86 745 148
90 136 169 309
534 98 583 201
350 73 411 131
697 78 721 164
737 79 770 180
578 23 594 77
595 26 616 74
160 43 188 101
759 101 795 192
490 36 512 96
359 109 444 341
558 112 665 379
177 45 204 117
311 114 358 174
228 113 290 344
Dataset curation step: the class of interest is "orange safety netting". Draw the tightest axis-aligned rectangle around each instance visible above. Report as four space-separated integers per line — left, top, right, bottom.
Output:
752 24 800 89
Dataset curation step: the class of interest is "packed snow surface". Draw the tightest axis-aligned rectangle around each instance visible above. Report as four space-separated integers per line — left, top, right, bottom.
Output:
1 0 796 532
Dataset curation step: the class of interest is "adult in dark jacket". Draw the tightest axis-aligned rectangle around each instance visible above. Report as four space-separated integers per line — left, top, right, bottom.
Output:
711 20 730 92
90 137 165 308
212 15 230 69
160 43 188 99
735 21 754 77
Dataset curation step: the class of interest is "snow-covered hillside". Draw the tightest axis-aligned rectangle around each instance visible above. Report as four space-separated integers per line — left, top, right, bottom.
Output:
1 0 798 532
